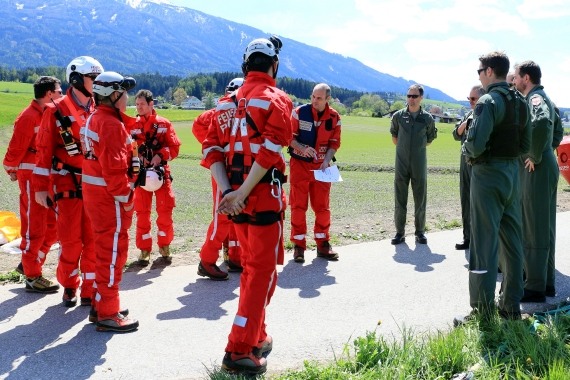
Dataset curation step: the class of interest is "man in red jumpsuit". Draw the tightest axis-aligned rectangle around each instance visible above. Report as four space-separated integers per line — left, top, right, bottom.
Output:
33 56 102 307
3 76 61 292
131 89 181 265
202 36 292 376
193 78 244 280
288 83 342 263
81 71 139 332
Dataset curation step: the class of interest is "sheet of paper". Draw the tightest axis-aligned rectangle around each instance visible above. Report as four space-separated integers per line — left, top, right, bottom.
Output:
312 165 343 183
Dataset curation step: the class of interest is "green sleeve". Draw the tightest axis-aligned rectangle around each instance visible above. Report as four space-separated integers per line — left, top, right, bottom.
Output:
527 94 551 164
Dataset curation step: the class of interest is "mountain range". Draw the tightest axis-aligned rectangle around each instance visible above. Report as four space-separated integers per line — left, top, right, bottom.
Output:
1 0 456 102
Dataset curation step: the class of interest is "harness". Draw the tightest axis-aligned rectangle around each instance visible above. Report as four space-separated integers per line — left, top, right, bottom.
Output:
53 96 87 157
51 157 82 201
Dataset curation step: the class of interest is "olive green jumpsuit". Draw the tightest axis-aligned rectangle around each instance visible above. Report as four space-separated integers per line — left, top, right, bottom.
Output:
390 107 437 235
520 86 562 295
462 82 530 314
453 111 474 243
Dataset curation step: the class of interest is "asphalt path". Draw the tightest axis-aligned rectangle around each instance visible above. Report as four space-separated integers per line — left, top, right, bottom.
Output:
1 212 569 379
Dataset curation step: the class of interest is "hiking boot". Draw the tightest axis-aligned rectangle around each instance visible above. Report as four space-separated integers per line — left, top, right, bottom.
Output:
89 307 129 323
159 245 171 261
138 250 151 266
96 313 139 333
317 241 339 261
253 335 273 358
15 262 24 275
222 352 267 375
62 287 78 307
25 276 60 293
391 233 405 245
80 297 92 307
226 259 243 272
293 246 305 263
197 261 228 281
222 243 230 262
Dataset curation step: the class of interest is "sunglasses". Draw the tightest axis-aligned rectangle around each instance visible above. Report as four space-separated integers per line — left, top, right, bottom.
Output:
407 94 420 99
477 67 488 75
83 74 98 80
467 97 478 101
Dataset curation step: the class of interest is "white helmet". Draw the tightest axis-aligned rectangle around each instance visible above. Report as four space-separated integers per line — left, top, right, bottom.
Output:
140 168 164 192
226 77 244 92
66 56 104 84
92 71 136 97
243 38 278 62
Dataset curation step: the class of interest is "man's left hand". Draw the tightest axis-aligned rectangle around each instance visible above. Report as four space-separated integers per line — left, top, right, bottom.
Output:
524 158 535 172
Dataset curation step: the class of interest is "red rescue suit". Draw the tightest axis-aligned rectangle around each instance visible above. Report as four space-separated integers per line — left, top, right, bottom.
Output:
289 103 341 249
33 89 95 299
3 100 58 278
130 110 181 252
201 71 293 354
81 105 136 320
192 109 240 265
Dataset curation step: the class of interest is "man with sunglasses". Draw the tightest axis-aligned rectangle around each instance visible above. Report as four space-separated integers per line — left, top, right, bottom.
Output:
3 76 62 292
455 51 530 325
452 85 485 250
33 56 103 309
390 84 437 245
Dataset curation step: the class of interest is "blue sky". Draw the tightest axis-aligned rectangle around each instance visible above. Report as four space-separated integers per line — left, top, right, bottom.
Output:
164 0 570 107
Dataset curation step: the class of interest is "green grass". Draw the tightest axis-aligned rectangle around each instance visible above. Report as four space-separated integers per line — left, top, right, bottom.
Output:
0 81 33 127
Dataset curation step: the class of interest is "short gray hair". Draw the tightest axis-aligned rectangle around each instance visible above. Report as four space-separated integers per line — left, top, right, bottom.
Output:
313 83 331 98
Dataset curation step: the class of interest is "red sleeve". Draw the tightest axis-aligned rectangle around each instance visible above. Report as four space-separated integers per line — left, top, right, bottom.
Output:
290 106 300 138
192 110 214 143
98 120 132 199
32 106 58 191
329 111 342 151
255 93 293 170
155 117 181 162
3 107 36 171
200 107 226 169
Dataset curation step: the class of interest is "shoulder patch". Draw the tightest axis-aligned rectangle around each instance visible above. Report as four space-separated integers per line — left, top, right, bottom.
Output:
531 95 543 107
474 103 484 117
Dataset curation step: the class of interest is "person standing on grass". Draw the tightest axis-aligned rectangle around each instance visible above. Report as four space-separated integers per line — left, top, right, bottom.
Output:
201 36 292 376
390 84 437 246
193 78 244 280
130 89 181 265
3 76 61 291
452 84 485 251
455 51 530 325
513 60 563 303
288 82 342 263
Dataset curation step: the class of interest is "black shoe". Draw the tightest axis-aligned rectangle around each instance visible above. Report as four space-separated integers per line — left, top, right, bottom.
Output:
225 259 243 272
197 261 229 281
391 233 405 245
455 240 470 250
546 285 556 297
415 233 427 244
498 308 521 320
520 288 546 303
62 288 77 308
222 352 267 375
293 245 305 263
15 262 24 275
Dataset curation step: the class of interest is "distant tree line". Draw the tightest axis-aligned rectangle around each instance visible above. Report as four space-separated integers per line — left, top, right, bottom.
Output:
0 66 412 116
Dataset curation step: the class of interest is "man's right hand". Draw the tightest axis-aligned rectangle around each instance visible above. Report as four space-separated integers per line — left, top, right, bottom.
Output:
35 191 49 208
9 172 17 181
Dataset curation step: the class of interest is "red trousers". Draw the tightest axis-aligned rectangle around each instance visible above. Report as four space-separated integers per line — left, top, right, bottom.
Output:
134 179 175 251
83 184 133 319
225 221 282 353
199 177 240 265
17 170 58 278
289 159 332 249
53 174 95 299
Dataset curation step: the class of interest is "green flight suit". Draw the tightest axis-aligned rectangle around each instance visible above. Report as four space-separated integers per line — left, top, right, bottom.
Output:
520 86 560 294
390 107 437 235
462 82 530 313
453 111 474 242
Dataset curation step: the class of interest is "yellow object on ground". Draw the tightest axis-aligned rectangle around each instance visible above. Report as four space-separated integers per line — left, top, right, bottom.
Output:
0 211 21 245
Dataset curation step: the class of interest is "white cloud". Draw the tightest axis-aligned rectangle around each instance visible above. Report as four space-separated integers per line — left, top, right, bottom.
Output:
518 0 570 19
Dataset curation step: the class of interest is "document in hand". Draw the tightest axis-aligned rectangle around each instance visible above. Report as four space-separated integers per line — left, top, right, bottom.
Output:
312 165 343 183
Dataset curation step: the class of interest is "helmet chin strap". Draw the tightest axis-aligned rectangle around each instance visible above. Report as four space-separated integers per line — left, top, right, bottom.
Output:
110 91 125 122
272 61 279 79
73 82 93 98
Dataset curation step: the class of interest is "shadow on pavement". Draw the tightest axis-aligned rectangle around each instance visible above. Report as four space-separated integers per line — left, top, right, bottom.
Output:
392 242 445 272
278 257 336 298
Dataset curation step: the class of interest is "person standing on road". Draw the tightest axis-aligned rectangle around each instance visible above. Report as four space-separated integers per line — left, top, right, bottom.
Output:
390 84 437 245
456 51 530 324
193 78 244 280
3 76 61 291
81 71 139 332
33 56 102 307
201 36 292 376
452 85 485 250
130 89 181 265
288 83 342 263
513 60 562 303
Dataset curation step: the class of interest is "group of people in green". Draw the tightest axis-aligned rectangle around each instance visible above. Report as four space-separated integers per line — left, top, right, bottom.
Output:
390 51 563 324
